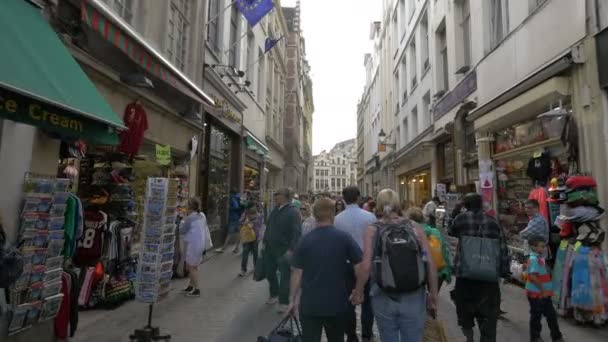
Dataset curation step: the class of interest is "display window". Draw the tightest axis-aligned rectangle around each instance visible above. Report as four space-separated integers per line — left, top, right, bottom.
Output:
206 126 233 233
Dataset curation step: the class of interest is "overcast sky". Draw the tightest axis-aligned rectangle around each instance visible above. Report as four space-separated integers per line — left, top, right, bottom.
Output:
282 0 382 154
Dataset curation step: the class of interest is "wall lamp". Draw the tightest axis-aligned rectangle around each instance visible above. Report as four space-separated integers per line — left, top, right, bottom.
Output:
378 129 396 151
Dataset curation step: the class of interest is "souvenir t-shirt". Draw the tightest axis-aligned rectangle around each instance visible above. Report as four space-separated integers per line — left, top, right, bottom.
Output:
119 102 148 156
526 152 551 185
291 226 362 316
74 210 107 267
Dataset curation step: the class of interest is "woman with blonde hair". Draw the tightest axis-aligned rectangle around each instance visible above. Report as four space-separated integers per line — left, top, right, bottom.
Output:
352 189 438 341
180 197 208 297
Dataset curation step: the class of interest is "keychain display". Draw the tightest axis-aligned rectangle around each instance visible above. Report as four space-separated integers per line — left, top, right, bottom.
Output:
7 174 68 335
135 178 178 304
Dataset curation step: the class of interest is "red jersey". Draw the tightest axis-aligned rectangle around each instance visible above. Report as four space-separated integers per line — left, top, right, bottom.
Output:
74 210 107 267
119 102 148 156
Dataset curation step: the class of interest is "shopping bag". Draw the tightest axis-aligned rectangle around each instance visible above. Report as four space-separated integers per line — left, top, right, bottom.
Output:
423 316 448 342
254 250 266 282
257 316 302 342
458 234 501 282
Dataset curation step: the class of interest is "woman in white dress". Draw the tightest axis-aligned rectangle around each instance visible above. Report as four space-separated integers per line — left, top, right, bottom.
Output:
180 198 208 297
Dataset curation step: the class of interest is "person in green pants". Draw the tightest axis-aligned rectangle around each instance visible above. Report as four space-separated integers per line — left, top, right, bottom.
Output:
263 188 302 313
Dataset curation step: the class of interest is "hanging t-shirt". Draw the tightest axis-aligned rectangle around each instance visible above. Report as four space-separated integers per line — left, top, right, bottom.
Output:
526 151 551 185
528 187 550 224
119 102 149 156
74 210 107 267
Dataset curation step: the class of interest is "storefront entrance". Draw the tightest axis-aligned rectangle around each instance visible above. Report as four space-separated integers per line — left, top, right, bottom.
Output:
206 125 233 233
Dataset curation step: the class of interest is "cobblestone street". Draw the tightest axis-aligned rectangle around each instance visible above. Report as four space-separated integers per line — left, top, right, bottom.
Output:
69 251 608 342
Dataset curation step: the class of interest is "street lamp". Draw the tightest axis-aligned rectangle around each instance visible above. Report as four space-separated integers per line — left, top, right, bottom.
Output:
378 129 396 151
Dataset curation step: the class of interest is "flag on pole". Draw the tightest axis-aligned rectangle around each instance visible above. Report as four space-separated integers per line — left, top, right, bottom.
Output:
264 36 283 53
235 0 274 27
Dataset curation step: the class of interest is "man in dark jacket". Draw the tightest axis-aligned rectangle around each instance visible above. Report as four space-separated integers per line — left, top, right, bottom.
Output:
448 193 509 342
263 188 301 312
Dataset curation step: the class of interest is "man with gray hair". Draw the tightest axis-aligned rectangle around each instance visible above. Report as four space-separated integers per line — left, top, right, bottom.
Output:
263 188 302 312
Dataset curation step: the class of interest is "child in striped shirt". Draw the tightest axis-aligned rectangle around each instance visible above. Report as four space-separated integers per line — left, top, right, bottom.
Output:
526 236 564 342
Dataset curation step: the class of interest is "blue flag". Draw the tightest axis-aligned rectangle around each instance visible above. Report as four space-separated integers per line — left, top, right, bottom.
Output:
264 36 282 53
235 0 274 27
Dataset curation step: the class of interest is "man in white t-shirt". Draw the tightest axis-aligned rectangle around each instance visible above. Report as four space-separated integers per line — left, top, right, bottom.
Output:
423 197 441 227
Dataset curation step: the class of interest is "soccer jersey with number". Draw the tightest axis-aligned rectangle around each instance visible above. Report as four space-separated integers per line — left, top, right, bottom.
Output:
74 210 107 267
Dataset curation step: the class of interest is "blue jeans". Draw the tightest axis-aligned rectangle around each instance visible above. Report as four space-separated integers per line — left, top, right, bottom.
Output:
371 287 427 342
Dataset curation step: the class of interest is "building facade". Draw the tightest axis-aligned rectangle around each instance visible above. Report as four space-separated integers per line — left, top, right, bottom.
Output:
357 0 608 250
312 139 357 195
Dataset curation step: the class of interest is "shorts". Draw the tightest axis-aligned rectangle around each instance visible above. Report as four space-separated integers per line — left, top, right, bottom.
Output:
227 220 240 234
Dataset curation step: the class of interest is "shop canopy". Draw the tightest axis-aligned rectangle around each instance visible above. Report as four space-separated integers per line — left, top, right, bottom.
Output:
245 132 269 157
0 0 125 145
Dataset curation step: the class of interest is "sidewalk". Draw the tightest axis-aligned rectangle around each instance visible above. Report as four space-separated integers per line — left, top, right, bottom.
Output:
72 251 608 341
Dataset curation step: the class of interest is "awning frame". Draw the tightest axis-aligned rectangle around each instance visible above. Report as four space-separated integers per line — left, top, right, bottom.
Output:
87 0 215 107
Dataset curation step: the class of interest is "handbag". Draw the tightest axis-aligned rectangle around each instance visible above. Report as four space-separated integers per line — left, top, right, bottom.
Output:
258 316 302 342
240 222 257 243
458 225 501 282
423 314 448 342
254 249 266 282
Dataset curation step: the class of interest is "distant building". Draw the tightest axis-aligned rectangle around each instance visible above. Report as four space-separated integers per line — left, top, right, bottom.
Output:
313 139 357 195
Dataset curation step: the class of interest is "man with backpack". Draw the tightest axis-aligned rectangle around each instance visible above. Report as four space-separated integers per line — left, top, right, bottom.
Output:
352 189 438 341
448 193 510 342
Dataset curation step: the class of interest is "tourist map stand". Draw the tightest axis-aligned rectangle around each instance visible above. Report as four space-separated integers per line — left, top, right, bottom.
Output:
130 178 178 342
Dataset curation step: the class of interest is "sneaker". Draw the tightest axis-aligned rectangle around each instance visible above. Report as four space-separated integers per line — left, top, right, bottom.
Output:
186 289 201 297
238 271 246 277
266 297 278 305
181 286 194 293
277 304 289 313
215 248 224 253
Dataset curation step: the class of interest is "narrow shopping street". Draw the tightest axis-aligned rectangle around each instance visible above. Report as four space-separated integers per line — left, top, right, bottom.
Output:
70 251 608 342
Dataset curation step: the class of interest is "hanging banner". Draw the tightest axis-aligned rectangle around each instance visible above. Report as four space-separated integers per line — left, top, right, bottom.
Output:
156 144 171 166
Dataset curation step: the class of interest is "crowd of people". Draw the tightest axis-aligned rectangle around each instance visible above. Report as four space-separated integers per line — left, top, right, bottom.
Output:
177 184 564 342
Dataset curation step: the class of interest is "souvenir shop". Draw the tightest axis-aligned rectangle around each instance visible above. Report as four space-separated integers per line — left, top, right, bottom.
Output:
243 132 269 211
0 0 128 339
473 76 608 325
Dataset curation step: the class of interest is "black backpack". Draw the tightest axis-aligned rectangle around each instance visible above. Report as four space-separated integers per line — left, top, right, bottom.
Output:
372 221 426 294
0 227 24 289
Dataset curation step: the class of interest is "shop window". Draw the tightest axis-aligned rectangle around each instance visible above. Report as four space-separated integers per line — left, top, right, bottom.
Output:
207 126 233 232
493 115 567 154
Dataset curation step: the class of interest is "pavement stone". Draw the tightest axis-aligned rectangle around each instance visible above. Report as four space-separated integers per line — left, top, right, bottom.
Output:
73 252 608 342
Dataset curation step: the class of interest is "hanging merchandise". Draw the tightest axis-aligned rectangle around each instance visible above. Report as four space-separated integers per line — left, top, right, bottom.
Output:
549 175 608 325
135 178 178 303
119 101 149 157
156 144 172 166
7 174 70 336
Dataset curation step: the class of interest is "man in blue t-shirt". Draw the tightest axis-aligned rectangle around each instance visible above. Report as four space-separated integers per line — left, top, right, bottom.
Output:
287 198 366 342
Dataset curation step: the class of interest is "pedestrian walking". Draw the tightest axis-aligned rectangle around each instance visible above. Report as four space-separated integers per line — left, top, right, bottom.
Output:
263 188 302 313
286 198 366 342
239 206 263 277
525 236 564 342
334 186 377 342
423 196 441 227
215 189 245 254
406 207 452 291
353 189 438 342
448 193 510 342
335 199 346 215
179 198 208 297
300 203 316 237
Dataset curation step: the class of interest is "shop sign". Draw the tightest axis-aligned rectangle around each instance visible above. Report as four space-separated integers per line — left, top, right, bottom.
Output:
156 144 172 166
210 95 242 125
436 183 447 202
0 87 117 145
434 70 477 121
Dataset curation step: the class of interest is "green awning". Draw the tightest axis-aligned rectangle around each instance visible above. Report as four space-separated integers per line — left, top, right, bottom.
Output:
245 133 269 156
0 0 125 145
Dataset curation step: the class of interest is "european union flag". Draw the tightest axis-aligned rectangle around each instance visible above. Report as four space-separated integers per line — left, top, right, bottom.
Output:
264 36 282 53
235 0 274 27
